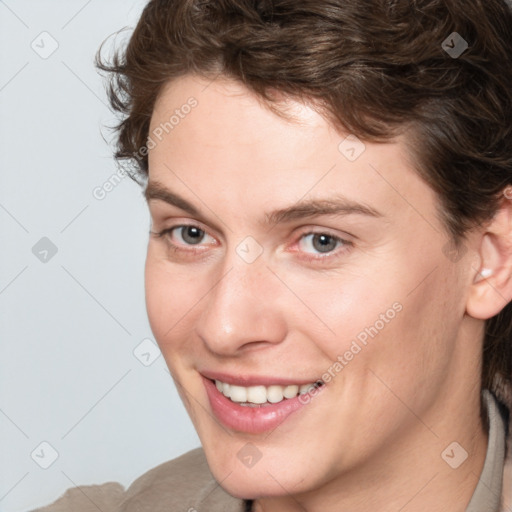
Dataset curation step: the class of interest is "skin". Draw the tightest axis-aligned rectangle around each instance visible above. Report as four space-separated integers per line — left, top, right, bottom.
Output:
144 74 512 511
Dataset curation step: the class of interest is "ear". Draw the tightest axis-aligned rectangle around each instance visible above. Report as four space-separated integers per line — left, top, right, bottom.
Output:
466 187 512 320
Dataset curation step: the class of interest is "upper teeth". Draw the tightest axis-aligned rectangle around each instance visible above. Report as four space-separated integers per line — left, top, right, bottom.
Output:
215 380 321 405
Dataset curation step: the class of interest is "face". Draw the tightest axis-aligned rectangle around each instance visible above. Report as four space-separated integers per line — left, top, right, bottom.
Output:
144 75 478 498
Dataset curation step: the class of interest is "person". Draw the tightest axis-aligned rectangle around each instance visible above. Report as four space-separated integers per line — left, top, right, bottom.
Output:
33 0 512 510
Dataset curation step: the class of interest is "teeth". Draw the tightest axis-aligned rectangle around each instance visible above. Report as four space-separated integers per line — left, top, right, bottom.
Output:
299 383 315 394
214 380 322 405
267 385 284 403
283 385 299 398
247 385 267 404
229 385 247 402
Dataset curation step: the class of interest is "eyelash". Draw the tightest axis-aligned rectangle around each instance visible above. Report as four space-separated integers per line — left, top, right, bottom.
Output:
151 224 353 263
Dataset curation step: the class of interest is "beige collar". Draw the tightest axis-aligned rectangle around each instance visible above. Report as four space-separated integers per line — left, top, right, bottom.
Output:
465 389 508 511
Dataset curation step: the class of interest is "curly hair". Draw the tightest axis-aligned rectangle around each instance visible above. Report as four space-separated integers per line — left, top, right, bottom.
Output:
96 0 512 403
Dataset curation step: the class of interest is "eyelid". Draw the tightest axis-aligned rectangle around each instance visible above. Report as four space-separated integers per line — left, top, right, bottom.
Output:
293 226 353 241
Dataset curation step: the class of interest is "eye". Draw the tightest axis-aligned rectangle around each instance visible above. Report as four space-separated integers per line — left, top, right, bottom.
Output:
151 224 216 250
300 233 339 253
295 231 352 261
173 225 210 245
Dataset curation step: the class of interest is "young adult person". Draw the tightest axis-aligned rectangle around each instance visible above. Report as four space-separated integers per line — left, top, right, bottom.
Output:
35 0 512 510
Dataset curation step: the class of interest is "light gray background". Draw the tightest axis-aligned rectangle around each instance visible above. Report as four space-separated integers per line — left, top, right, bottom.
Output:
0 2 200 511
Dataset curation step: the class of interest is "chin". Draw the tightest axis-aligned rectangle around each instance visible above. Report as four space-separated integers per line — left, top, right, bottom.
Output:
214 471 302 500
202 444 315 500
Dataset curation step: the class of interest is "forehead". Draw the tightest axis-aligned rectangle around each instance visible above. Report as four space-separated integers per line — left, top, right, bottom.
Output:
147 74 438 229
149 75 332 160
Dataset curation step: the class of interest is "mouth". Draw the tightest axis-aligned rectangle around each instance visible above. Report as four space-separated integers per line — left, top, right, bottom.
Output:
201 374 325 433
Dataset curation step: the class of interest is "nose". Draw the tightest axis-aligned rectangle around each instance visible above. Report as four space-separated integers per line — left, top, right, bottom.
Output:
195 247 287 356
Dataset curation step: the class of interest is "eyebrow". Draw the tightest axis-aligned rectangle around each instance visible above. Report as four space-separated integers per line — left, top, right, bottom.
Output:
144 180 383 227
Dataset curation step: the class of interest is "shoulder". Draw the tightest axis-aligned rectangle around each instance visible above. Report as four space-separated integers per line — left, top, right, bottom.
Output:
119 447 243 511
30 482 125 512
497 380 512 511
503 410 512 511
31 448 244 512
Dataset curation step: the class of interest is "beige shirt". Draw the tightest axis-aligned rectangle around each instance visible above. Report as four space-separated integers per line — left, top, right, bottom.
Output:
32 390 511 512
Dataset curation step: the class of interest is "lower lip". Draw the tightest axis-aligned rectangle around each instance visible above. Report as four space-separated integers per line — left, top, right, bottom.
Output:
202 376 322 434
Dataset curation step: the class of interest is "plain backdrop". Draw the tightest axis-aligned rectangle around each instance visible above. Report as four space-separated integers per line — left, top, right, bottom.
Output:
0 1 201 511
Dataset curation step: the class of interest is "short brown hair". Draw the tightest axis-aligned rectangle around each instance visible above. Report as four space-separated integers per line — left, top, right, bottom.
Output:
97 0 512 403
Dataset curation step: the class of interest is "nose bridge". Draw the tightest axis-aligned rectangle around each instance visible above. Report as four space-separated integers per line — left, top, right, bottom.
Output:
195 244 286 354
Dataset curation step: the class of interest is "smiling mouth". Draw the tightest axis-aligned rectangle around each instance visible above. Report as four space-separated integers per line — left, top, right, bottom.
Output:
202 376 326 433
211 379 324 406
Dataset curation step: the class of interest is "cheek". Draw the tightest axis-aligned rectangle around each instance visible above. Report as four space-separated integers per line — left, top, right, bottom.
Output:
144 251 170 344
353 266 464 406
278 265 404 362
295 252 462 391
144 248 201 354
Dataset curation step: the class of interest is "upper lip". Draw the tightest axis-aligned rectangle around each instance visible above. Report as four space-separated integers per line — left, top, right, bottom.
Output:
200 370 323 387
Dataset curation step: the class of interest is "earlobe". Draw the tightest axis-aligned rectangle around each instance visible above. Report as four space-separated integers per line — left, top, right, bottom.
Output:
466 192 512 320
